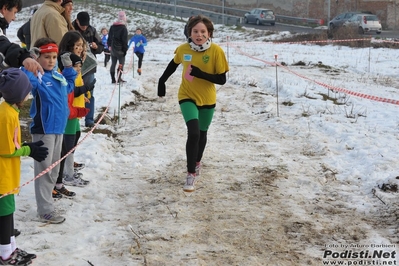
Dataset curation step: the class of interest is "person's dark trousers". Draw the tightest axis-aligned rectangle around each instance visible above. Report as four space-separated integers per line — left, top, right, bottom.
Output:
135 52 144 68
56 134 76 184
83 73 95 127
104 49 110 67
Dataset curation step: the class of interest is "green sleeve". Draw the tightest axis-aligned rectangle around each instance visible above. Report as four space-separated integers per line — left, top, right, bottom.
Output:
0 146 30 158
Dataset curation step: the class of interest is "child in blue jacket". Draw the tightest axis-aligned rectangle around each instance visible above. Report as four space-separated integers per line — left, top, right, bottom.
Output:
101 27 110 67
22 37 77 224
128 28 147 75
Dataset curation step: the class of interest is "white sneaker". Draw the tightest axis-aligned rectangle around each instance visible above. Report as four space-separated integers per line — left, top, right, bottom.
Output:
183 173 196 192
63 174 89 187
73 172 90 184
38 211 65 224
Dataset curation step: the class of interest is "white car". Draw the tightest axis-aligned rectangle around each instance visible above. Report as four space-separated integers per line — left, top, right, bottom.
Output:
244 8 275 26
343 13 382 34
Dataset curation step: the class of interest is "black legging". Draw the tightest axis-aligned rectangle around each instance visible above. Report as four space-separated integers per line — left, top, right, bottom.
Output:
186 119 207 173
104 49 110 66
0 213 13 244
135 52 144 68
110 50 126 79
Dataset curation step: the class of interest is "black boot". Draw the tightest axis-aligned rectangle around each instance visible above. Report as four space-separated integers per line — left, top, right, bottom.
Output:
117 65 126 83
118 73 126 83
110 72 116 84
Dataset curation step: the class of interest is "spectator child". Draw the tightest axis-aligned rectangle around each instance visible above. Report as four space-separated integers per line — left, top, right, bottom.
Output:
0 68 47 265
22 37 77 224
128 27 147 76
157 15 229 192
101 27 110 67
0 0 43 239
54 31 93 197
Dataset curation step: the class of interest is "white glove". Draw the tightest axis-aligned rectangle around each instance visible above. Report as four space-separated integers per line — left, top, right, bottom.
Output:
60 52 72 68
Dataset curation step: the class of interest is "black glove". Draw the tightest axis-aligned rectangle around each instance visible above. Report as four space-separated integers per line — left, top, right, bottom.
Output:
189 65 227 85
190 65 203 78
23 140 49 162
158 80 166 97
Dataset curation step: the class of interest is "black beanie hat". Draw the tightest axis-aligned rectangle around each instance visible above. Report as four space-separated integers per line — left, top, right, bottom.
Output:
0 68 32 104
70 53 82 66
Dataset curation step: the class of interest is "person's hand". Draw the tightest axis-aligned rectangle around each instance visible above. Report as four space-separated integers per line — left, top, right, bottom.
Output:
60 52 72 68
157 80 166 97
23 140 49 162
90 42 98 49
22 57 44 76
190 65 203 77
136 42 140 47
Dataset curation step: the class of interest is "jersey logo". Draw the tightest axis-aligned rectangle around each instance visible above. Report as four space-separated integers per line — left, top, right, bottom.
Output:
183 54 192 61
202 55 209 64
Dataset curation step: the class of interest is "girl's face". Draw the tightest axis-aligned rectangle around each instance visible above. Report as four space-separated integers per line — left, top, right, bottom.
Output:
63 2 73 17
37 52 58 71
190 22 209 46
102 29 108 35
73 38 84 56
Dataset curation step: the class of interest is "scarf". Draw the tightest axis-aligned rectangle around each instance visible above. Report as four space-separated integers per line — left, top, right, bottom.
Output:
188 37 212 52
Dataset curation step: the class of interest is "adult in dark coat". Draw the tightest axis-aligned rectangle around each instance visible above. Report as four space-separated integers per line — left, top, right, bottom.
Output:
16 8 37 50
72 11 104 127
107 11 128 83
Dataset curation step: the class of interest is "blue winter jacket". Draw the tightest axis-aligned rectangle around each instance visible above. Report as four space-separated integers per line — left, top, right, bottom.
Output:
128 34 147 54
22 67 77 134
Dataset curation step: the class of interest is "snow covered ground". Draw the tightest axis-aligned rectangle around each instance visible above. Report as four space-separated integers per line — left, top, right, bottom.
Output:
3 2 399 265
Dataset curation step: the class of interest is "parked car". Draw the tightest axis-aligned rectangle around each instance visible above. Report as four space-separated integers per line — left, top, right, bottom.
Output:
343 13 382 34
328 12 360 30
244 8 275 26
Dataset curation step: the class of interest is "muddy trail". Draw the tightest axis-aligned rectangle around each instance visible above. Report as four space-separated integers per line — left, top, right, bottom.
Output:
106 62 398 265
